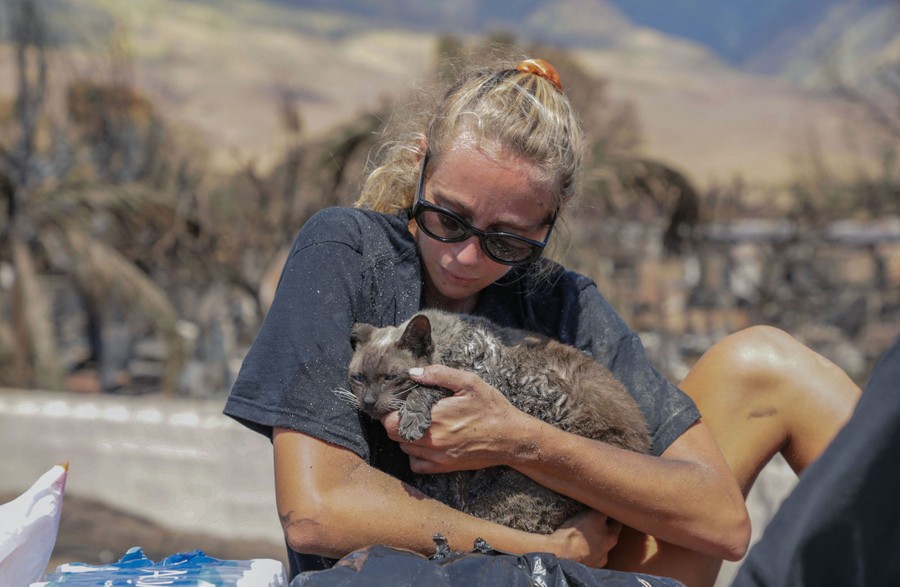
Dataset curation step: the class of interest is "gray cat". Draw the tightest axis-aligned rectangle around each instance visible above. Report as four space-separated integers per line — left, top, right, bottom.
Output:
338 309 651 534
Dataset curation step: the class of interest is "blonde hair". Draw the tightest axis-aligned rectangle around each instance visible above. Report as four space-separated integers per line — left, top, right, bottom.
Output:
355 57 585 220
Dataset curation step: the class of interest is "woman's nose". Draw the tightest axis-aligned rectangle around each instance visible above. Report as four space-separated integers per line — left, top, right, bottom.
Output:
453 237 483 266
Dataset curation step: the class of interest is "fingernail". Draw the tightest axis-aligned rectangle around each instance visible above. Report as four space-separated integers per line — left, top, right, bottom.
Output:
408 367 424 377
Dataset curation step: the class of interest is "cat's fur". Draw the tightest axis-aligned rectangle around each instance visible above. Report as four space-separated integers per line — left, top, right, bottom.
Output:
338 309 651 534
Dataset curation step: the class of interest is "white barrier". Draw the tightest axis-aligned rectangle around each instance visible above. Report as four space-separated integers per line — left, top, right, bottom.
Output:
0 388 282 544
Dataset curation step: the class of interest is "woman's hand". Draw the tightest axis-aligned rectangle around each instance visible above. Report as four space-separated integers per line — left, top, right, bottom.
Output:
381 364 528 474
549 509 623 568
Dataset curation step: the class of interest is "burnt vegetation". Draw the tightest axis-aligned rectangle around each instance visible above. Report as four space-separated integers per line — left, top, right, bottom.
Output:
0 5 897 396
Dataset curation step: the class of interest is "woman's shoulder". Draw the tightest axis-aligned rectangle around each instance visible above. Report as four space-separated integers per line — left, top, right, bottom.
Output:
296 207 413 251
300 206 405 237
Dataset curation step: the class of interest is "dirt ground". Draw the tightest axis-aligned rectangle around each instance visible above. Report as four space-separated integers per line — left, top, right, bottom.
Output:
0 491 289 578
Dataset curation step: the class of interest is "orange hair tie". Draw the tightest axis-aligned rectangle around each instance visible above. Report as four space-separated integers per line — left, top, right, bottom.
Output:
517 58 563 93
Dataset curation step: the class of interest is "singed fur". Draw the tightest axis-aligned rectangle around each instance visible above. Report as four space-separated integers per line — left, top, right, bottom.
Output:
341 309 651 534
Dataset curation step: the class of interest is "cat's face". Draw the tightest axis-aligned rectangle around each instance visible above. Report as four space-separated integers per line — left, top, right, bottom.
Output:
346 315 434 418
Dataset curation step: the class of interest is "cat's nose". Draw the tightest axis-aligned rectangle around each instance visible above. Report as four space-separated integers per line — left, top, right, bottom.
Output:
363 393 377 409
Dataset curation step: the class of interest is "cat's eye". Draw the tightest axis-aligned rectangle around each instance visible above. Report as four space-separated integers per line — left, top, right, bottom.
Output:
351 374 364 383
383 374 398 381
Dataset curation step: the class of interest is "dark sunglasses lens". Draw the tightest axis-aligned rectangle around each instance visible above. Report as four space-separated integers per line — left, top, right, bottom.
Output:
418 208 467 240
484 236 539 263
415 206 542 264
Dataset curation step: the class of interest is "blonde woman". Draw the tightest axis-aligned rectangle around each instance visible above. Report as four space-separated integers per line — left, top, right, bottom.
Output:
224 58 859 586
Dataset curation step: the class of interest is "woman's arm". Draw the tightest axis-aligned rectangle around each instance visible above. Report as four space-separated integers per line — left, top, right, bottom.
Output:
383 366 750 562
512 416 749 561
272 427 622 567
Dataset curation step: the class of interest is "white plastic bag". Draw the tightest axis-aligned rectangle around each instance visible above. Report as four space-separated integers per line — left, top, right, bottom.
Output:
0 463 68 587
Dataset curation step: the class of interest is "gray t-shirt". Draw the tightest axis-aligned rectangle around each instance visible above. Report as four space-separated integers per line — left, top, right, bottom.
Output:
223 206 700 575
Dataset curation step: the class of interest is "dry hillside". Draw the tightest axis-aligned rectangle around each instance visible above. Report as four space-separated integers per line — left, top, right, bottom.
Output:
0 0 892 190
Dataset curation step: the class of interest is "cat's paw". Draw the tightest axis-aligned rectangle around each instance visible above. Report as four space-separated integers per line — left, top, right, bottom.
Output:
398 412 430 442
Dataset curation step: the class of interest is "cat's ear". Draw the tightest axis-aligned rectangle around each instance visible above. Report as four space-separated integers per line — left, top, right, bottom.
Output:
399 314 433 358
350 323 376 349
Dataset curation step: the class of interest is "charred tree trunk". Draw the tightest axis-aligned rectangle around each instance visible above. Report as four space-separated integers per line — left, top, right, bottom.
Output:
11 239 63 389
6 0 64 390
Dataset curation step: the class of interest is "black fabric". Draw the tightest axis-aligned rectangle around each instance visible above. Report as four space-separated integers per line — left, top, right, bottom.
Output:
223 208 422 457
732 336 900 587
290 541 686 586
223 206 700 575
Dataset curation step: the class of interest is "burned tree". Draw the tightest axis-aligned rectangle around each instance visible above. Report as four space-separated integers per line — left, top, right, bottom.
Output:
0 1 185 394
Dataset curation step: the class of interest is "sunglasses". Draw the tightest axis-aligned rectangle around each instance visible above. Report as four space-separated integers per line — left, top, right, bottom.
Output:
410 152 556 266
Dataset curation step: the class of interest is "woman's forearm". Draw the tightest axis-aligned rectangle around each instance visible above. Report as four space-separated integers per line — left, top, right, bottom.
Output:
503 414 749 561
272 428 600 564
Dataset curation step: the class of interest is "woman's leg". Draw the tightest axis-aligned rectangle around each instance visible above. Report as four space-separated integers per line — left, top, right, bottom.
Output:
609 325 862 586
682 325 861 491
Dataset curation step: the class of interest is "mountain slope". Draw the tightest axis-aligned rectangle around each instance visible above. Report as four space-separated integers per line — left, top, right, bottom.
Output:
604 0 898 86
0 0 888 187
605 0 843 65
262 0 633 45
743 0 900 86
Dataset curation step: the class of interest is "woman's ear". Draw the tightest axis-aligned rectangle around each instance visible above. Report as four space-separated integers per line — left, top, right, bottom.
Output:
416 136 427 162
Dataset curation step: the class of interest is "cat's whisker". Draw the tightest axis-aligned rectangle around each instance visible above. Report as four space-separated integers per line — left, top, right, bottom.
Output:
386 383 422 411
332 387 360 408
386 396 409 410
396 382 421 395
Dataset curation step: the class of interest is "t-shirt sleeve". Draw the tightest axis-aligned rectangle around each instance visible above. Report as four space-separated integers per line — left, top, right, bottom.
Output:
574 282 701 456
222 210 371 460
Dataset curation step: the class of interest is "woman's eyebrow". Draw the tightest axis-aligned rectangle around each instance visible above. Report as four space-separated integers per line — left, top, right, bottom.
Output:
431 190 545 234
431 191 474 219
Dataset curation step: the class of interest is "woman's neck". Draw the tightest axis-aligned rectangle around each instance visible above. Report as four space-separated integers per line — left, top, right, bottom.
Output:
422 283 479 314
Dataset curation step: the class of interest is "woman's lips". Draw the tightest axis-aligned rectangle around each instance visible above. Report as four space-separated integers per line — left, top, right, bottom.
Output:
443 267 478 286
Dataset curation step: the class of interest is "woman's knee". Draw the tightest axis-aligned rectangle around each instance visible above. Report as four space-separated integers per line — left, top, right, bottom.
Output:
702 325 801 390
696 324 858 415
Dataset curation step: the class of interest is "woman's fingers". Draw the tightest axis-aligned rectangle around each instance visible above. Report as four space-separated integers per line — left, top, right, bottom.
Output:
408 364 482 395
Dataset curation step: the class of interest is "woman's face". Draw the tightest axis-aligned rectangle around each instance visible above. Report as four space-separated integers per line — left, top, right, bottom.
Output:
414 143 556 313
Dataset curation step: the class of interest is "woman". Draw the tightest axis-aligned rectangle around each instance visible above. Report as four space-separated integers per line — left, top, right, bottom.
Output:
223 58 860 586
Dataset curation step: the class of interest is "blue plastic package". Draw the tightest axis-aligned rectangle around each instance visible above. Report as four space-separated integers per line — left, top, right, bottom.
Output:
31 546 286 586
